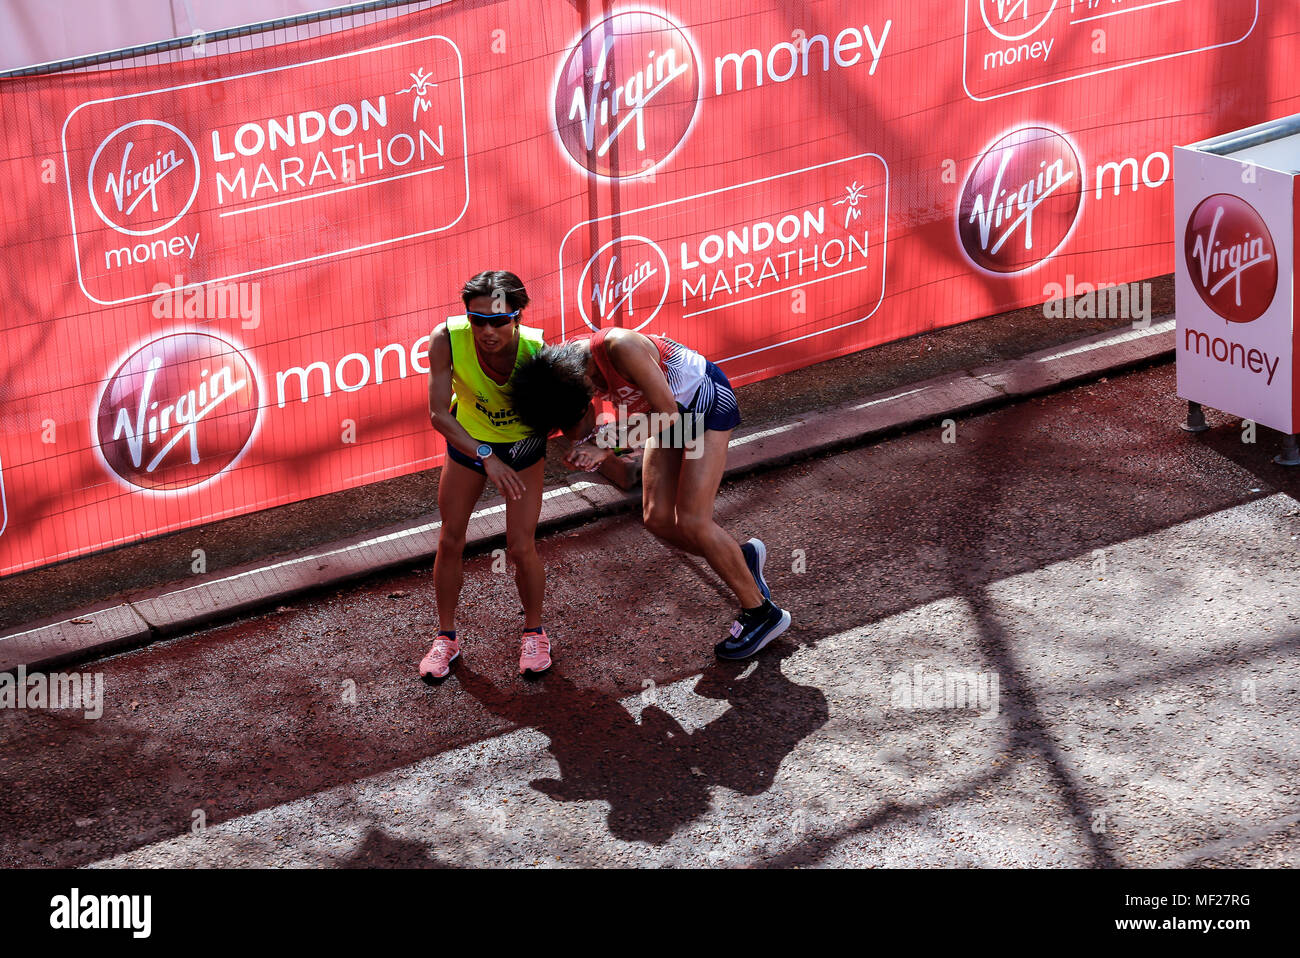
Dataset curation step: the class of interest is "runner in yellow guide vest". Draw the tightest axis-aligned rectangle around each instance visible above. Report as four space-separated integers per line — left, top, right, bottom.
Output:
421 271 552 680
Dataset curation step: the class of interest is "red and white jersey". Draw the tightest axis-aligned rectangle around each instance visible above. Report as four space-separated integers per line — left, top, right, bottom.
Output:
588 327 707 415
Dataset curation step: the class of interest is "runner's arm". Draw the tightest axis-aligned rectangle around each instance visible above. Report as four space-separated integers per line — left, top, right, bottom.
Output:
605 329 681 420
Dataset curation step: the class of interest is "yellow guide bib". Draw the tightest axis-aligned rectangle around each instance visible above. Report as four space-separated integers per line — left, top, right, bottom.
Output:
447 316 545 442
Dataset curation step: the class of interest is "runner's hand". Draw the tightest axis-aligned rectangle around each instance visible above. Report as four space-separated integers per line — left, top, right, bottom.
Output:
565 441 613 473
483 455 525 500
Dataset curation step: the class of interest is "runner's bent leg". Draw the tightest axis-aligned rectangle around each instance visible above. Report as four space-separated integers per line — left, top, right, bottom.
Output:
673 428 763 608
641 433 697 553
434 455 487 631
505 458 546 630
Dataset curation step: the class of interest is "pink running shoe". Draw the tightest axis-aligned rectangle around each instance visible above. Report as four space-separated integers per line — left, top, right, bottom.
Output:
419 636 460 679
519 629 552 675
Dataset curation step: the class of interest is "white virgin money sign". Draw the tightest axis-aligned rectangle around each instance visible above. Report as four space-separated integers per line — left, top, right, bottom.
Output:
1175 116 1299 435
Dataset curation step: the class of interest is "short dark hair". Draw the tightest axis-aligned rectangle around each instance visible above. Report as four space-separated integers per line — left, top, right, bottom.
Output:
461 270 530 312
512 344 594 435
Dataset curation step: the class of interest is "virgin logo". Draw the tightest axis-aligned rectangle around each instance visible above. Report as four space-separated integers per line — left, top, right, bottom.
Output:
577 236 670 331
1184 193 1277 323
980 0 1057 41
96 333 260 491
958 126 1082 274
554 10 700 178
88 120 201 236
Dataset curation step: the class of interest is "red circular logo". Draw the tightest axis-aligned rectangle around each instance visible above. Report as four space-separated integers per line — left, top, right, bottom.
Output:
88 120 201 236
96 333 260 491
1184 193 1278 324
577 236 670 331
554 10 700 179
958 126 1083 274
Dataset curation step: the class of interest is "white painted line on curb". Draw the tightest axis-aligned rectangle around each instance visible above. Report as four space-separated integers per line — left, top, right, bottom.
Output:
731 421 803 447
733 385 935 449
849 385 931 412
1032 318 1174 365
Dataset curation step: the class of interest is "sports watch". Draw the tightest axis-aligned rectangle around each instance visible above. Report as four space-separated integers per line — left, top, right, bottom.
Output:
476 443 494 461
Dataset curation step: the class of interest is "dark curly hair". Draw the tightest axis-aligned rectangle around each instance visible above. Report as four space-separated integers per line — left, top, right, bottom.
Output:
460 270 530 312
511 343 594 435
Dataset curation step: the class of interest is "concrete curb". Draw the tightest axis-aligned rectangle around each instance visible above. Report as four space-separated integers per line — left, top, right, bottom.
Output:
0 318 1174 674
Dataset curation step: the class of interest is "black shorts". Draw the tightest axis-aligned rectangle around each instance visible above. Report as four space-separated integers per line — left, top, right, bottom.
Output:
446 435 547 474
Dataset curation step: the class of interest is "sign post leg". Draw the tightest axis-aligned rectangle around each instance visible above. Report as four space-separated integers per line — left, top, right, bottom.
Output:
1274 434 1300 467
1180 401 1210 433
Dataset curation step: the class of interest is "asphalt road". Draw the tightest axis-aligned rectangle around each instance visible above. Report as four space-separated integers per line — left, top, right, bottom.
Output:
2 360 1297 868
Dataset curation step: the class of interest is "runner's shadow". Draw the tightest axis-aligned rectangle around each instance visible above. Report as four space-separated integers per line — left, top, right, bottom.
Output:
687 646 830 798
455 662 706 843
455 643 827 844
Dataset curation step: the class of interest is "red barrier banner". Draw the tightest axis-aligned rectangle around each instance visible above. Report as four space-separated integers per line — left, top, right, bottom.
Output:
0 1 1296 578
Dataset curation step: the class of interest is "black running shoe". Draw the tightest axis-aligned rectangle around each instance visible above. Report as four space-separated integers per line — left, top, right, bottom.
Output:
740 538 771 601
714 601 791 660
